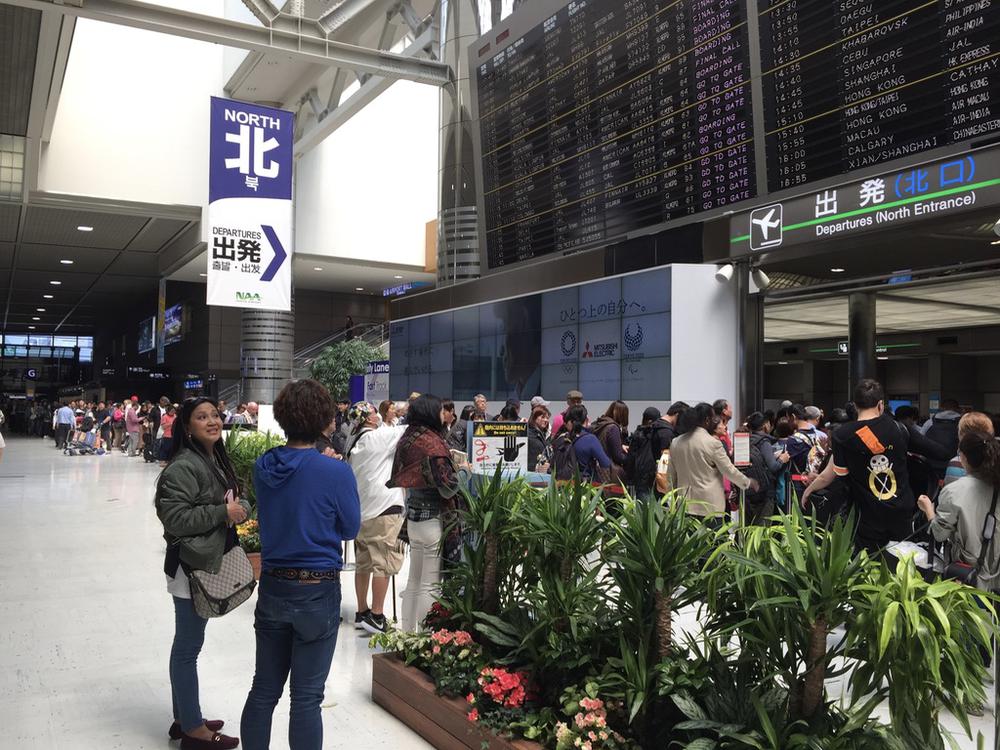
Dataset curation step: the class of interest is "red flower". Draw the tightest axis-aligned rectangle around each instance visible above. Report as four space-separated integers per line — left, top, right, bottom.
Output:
467 693 475 704
467 709 479 722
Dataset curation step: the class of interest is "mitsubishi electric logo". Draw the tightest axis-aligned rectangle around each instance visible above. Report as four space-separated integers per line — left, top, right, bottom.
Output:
750 204 783 251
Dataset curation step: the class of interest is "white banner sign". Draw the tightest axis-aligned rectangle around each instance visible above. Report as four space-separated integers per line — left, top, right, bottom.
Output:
207 97 293 311
365 361 390 405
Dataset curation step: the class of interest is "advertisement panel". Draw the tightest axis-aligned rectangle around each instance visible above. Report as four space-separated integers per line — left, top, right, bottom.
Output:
364 361 390 405
207 97 293 311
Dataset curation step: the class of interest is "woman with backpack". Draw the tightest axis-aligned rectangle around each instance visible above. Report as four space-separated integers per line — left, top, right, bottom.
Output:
741 412 790 525
550 405 611 483
591 401 630 486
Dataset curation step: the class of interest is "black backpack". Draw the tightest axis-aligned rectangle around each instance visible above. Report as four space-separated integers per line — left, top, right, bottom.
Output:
625 426 658 491
551 431 581 481
925 414 960 461
742 433 775 500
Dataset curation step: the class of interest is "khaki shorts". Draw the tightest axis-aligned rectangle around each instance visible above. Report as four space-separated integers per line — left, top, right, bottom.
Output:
355 513 405 576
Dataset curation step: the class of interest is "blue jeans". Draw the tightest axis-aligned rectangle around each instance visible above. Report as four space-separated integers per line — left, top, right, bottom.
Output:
240 576 341 750
170 596 209 732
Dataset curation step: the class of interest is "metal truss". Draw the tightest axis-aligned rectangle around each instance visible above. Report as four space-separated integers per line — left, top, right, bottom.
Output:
293 0 439 153
2 0 450 86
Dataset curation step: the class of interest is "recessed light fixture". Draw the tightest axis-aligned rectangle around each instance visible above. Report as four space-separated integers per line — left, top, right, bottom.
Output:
778 361 788 365
830 267 846 273
313 267 323 271
991 239 1000 246
28 325 35 330
877 356 889 361
43 294 53 299
49 280 61 285
36 308 45 312
393 275 403 279
60 259 74 265
77 225 93 232
355 287 364 291
198 273 207 278
32 316 40 321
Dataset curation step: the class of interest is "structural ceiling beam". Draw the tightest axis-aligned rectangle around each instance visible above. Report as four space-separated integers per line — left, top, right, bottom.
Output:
3 0 451 85
294 23 433 155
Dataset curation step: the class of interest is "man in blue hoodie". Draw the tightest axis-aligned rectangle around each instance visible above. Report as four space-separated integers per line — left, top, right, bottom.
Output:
241 379 361 750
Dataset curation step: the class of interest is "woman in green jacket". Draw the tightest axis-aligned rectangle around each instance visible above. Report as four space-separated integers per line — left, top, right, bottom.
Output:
155 397 249 750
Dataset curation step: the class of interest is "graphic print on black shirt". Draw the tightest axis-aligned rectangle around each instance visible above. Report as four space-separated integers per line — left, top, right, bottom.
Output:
831 414 914 514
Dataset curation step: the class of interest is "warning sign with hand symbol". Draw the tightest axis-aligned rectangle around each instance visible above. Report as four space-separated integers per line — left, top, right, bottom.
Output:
471 421 529 475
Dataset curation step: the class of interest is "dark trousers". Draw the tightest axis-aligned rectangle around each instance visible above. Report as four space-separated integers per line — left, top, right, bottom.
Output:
170 596 209 733
241 575 341 750
54 423 70 448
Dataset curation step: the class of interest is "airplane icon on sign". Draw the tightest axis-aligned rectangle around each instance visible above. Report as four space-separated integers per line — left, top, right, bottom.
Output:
749 204 783 251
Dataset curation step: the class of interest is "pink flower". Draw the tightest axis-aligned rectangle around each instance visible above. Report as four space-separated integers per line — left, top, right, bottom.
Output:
467 709 479 722
598 731 608 741
575 713 586 729
588 732 597 741
579 697 603 711
466 693 475 704
453 631 473 646
582 742 592 750
432 645 441 655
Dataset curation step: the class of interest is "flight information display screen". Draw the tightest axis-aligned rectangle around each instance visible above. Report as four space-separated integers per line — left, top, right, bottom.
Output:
759 0 1000 192
475 0 757 269
472 0 1000 270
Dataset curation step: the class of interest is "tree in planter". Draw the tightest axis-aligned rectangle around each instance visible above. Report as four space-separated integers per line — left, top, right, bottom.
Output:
599 495 721 745
438 467 527 625
704 508 872 726
308 339 384 400
846 559 994 749
475 480 617 704
224 429 286 510
703 506 996 748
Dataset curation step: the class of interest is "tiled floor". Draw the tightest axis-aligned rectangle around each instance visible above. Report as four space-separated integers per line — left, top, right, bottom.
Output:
0 436 432 750
0 436 992 748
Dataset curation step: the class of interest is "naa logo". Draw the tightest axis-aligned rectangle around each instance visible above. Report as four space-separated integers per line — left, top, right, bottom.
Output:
236 291 262 304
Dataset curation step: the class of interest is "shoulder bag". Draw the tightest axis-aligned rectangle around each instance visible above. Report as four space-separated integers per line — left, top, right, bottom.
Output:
943 487 999 588
188 544 256 618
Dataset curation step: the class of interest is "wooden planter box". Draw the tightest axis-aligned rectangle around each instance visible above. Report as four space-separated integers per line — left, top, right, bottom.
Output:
372 653 543 750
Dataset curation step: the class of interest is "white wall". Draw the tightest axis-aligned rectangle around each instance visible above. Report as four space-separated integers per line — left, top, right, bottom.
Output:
294 80 438 267
670 264 739 410
40 2 227 206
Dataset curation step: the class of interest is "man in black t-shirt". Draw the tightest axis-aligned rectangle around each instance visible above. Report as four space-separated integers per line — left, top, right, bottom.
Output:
801 379 914 552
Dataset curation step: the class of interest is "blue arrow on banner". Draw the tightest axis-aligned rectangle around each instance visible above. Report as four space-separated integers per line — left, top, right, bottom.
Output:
260 225 286 282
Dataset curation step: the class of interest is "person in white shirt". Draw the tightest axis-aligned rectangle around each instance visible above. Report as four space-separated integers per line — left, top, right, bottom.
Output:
345 401 407 634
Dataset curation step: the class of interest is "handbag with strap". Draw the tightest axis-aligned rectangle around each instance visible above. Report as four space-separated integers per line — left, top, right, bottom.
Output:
188 544 257 618
943 487 999 588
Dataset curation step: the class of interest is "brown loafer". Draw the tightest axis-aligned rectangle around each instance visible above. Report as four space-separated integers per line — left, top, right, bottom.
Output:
169 721 224 741
180 732 239 750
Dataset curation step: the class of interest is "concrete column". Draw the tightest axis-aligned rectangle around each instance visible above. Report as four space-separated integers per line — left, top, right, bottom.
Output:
436 0 482 285
848 292 876 397
240 292 295 403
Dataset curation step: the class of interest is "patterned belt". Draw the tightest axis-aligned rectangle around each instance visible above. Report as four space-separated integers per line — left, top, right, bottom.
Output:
265 568 340 581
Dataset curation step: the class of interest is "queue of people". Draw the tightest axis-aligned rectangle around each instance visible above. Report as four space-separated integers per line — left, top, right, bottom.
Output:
139 377 998 748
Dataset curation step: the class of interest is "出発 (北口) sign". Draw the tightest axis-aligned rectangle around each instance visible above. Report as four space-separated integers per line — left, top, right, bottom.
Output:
729 147 1000 257
207 97 293 311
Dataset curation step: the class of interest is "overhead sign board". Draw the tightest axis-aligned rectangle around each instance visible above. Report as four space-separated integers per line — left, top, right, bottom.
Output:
730 147 1000 257
470 421 529 475
207 97 293 311
382 281 430 298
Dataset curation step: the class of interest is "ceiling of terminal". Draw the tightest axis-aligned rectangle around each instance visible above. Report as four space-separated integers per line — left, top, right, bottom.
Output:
0 196 200 335
764 277 1000 343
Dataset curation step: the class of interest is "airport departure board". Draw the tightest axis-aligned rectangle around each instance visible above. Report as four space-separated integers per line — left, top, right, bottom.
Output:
472 0 1000 270
760 0 1000 192
475 0 757 269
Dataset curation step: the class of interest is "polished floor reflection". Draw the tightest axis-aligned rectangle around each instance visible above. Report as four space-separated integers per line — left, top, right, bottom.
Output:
0 436 431 749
